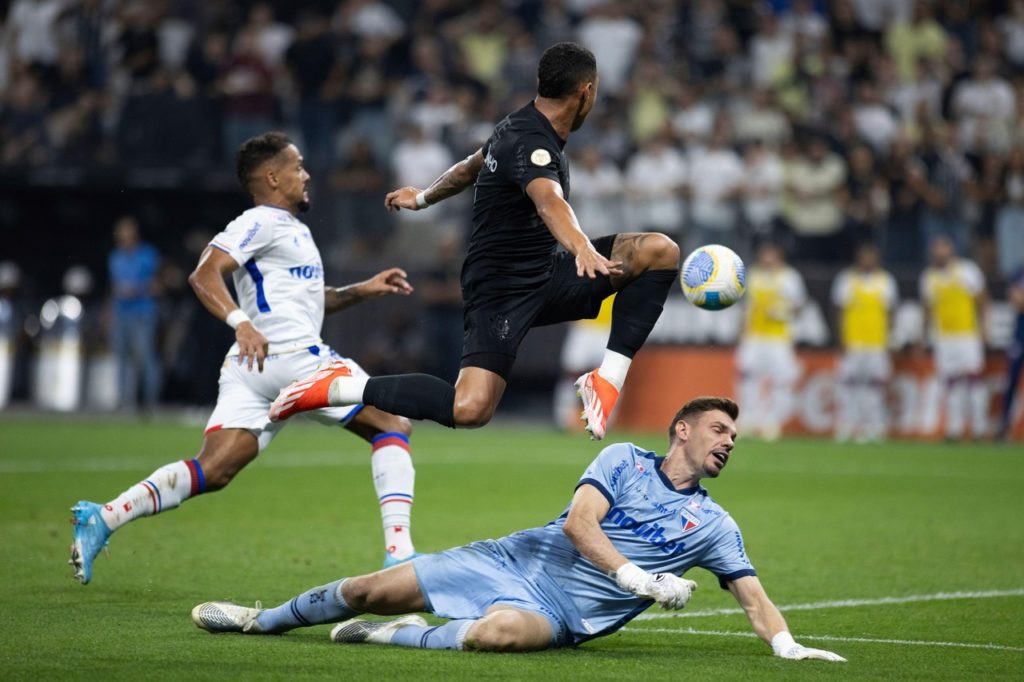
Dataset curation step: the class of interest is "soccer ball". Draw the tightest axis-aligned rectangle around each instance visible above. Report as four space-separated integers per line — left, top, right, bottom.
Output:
679 244 746 310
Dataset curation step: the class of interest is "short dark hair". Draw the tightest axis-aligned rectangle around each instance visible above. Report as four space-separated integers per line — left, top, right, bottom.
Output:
236 132 293 192
667 397 739 442
537 42 597 98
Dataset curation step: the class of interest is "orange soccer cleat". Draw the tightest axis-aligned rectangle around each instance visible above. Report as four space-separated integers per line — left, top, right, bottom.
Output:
269 362 353 422
575 369 620 441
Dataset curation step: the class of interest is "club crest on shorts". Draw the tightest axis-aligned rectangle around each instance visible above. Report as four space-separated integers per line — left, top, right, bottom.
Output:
680 508 701 533
531 148 551 166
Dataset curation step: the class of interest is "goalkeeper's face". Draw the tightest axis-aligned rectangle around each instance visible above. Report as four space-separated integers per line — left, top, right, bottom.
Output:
683 410 737 479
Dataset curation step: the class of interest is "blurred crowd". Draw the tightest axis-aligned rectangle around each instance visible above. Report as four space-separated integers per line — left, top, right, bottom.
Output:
2 0 1024 422
3 0 1024 275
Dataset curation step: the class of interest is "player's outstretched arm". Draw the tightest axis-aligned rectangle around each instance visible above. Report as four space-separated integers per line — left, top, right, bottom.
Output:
324 268 413 315
385 149 485 212
563 485 696 610
727 576 846 662
524 178 623 279
189 246 269 372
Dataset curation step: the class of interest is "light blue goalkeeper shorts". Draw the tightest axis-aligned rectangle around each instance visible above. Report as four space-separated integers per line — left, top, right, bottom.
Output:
411 540 572 647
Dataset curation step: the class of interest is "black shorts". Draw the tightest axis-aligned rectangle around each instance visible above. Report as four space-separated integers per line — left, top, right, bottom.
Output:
461 235 617 379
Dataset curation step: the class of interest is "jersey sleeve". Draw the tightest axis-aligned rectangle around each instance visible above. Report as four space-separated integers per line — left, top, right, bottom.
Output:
884 272 899 309
697 515 758 590
961 261 985 294
918 271 932 303
830 270 849 307
575 443 638 507
210 213 274 266
787 269 808 308
511 133 562 192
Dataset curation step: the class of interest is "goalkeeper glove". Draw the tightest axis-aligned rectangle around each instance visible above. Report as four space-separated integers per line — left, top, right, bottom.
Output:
614 562 697 610
771 631 847 662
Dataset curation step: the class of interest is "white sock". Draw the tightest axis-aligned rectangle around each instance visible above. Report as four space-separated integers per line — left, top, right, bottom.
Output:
100 459 205 531
969 379 989 438
371 433 416 560
946 379 967 438
738 374 762 434
864 383 887 440
597 350 632 390
329 375 369 406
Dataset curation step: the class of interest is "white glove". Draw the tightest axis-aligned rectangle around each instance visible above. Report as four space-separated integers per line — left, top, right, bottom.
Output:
614 563 697 610
771 632 847 662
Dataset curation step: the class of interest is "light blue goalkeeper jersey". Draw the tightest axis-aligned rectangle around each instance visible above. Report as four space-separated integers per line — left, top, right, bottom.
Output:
494 442 756 641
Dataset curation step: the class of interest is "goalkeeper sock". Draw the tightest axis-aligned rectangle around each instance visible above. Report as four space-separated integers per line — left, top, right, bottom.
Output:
607 269 675 358
99 458 205 531
389 619 475 650
361 374 456 428
256 579 359 633
371 432 416 560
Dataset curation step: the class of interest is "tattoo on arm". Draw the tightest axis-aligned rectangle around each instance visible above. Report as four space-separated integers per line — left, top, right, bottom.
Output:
424 150 484 204
324 285 366 314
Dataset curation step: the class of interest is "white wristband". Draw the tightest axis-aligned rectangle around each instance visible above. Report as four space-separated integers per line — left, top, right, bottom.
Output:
771 631 797 655
225 309 251 330
613 562 648 594
415 191 429 209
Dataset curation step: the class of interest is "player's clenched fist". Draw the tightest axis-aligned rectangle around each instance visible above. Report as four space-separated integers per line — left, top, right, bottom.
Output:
614 562 697 610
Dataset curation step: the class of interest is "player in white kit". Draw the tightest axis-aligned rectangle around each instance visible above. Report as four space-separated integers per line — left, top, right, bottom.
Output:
69 133 420 584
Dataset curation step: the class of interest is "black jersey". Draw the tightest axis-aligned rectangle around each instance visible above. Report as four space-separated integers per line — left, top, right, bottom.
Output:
464 101 570 295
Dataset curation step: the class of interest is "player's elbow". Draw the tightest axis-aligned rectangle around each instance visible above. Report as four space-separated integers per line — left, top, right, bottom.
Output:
187 269 201 293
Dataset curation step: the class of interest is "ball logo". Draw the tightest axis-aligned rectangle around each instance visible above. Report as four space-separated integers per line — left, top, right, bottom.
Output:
531 148 551 166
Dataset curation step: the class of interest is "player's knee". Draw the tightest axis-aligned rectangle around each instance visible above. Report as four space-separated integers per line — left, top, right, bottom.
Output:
452 397 494 429
465 612 531 652
392 416 413 437
642 233 680 270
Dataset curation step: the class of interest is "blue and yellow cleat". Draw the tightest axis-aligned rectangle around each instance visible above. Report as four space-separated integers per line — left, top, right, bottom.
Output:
382 552 420 569
69 501 112 585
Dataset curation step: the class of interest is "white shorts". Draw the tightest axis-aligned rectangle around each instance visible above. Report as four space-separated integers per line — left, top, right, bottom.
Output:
934 336 984 378
837 349 891 383
736 338 800 383
204 344 367 451
560 324 608 373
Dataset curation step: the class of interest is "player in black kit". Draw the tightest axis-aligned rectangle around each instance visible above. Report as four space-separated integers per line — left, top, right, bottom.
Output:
271 42 679 440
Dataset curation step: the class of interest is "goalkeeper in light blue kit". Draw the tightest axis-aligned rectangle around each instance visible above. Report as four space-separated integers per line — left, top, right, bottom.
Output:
192 397 844 662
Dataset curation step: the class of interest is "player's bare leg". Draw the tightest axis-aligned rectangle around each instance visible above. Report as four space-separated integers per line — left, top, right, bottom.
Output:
461 606 554 652
577 232 680 439
69 428 255 584
344 407 419 565
451 367 506 428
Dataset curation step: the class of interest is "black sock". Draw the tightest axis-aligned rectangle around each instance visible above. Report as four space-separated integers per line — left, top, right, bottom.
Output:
364 374 456 428
608 268 676 357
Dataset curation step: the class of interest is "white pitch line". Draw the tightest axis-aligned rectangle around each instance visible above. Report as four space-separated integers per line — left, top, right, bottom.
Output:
625 627 1024 653
634 588 1024 621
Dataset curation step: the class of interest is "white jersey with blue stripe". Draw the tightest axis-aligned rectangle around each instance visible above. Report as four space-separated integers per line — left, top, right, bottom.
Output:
495 442 756 641
210 205 325 355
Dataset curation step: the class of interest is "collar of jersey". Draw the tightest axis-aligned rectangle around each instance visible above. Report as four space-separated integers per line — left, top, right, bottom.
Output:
653 456 704 496
258 203 295 215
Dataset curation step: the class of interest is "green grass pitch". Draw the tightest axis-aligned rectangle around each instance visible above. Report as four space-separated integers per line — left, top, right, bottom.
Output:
1 415 1022 680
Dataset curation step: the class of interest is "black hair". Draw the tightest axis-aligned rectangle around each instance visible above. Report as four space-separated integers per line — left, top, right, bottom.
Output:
537 42 597 99
667 397 739 442
235 131 293 192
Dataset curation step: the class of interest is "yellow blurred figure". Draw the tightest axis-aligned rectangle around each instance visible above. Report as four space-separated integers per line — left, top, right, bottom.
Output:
831 243 898 443
919 236 988 440
736 243 806 440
